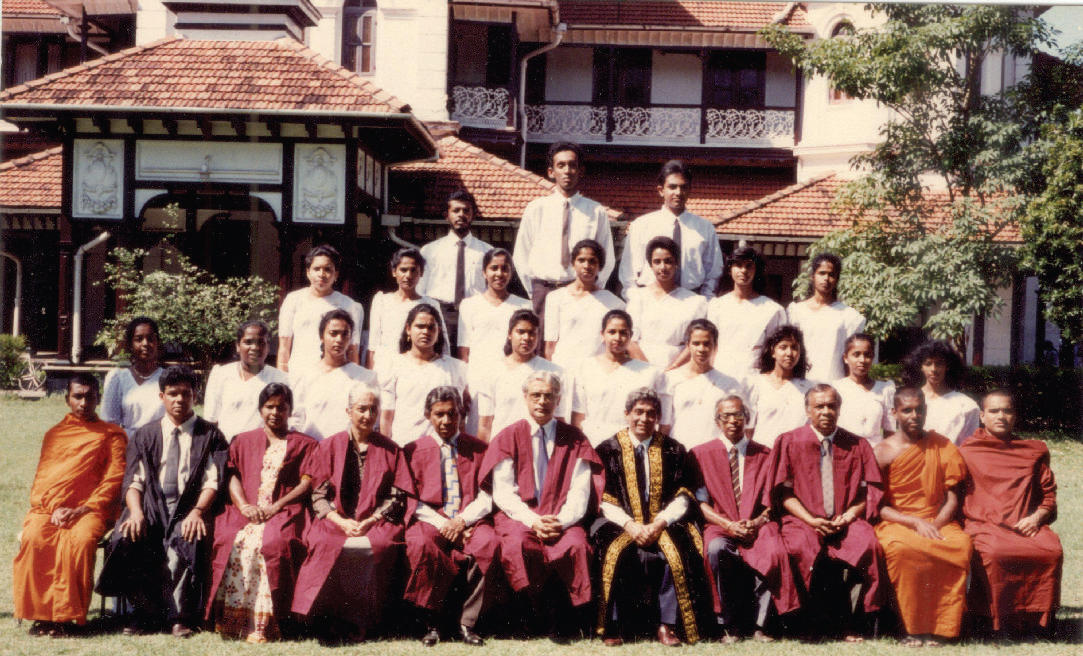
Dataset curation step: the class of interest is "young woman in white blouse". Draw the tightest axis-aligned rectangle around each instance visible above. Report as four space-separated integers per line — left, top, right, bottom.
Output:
544 239 625 371
749 325 813 449
366 248 446 380
786 252 866 383
203 320 289 441
101 316 164 434
707 246 786 382
901 339 979 445
832 333 895 444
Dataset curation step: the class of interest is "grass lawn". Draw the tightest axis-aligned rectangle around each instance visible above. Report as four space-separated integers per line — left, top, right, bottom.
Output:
0 395 1079 655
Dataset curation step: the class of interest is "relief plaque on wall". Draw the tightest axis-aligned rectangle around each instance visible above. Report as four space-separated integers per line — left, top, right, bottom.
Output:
73 139 125 219
293 143 346 224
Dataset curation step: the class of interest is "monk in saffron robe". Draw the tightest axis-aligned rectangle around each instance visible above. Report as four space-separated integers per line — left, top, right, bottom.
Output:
478 370 603 638
769 383 885 641
403 387 497 647
14 373 127 636
960 389 1063 635
291 382 415 642
690 395 797 643
873 387 971 646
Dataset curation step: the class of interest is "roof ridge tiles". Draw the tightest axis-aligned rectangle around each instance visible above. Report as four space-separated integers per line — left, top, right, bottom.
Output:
0 146 62 172
272 36 410 112
714 172 837 225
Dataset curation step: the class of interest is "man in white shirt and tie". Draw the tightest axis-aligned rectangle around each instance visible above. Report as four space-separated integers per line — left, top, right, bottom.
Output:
417 190 494 352
618 160 723 298
513 142 615 348
479 371 603 639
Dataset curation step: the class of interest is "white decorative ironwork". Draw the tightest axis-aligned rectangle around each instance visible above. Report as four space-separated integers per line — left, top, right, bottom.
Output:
705 109 795 144
450 85 511 128
525 104 606 141
612 106 700 142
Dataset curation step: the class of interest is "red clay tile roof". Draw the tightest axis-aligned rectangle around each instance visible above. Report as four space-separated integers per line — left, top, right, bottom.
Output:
390 135 557 221
0 146 62 209
2 0 66 16
0 36 412 113
713 174 1021 243
559 1 810 31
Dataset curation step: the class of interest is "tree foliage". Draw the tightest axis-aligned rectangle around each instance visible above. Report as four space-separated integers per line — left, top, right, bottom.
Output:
763 4 1058 346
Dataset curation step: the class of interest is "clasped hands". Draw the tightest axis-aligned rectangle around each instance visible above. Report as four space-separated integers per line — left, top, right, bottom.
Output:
623 518 666 547
531 515 565 542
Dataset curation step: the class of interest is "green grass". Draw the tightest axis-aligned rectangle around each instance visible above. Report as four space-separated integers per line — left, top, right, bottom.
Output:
0 395 1079 655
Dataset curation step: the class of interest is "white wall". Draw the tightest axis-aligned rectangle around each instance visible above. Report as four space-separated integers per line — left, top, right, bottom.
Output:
650 51 701 105
545 47 593 103
308 1 342 62
135 0 174 44
372 0 449 121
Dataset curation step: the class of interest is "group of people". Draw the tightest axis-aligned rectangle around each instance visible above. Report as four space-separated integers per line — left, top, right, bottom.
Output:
11 141 1063 647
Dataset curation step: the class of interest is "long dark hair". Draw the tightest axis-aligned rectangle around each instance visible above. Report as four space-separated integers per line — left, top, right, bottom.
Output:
716 246 767 296
901 339 966 390
805 252 842 300
399 303 447 355
503 309 540 356
758 325 809 378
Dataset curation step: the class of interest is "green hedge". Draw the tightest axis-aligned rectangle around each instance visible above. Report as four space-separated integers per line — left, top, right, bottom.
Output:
870 363 1082 433
0 334 27 390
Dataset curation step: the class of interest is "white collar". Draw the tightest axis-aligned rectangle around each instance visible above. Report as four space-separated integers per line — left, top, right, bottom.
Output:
811 426 837 444
161 412 197 435
722 436 748 454
526 416 557 439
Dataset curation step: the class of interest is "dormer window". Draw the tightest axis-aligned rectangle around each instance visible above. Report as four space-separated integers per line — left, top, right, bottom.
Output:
343 2 377 75
828 20 855 103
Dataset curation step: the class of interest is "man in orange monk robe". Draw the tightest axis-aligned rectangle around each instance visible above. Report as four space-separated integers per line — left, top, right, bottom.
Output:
13 373 127 636
960 389 1062 636
873 387 971 647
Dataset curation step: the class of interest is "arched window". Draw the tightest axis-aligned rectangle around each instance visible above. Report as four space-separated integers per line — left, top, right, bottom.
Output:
828 20 855 104
343 1 377 75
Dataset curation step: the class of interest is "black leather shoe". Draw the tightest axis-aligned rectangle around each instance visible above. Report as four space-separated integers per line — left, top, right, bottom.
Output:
421 627 440 647
459 625 484 646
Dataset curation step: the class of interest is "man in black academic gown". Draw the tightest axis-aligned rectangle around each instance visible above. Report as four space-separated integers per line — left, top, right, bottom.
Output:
97 365 228 637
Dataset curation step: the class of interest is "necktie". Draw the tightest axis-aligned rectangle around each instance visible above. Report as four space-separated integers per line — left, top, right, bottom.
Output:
560 200 571 269
821 440 835 517
534 427 549 503
729 445 741 510
163 427 181 501
671 216 683 283
441 441 461 518
454 239 466 306
635 443 648 511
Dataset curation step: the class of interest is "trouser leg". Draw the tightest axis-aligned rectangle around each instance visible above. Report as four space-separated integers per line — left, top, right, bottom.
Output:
459 559 488 629
708 536 743 628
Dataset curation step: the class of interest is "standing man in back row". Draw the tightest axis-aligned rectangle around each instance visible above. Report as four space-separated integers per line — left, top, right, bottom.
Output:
514 142 615 349
619 160 723 299
417 190 494 353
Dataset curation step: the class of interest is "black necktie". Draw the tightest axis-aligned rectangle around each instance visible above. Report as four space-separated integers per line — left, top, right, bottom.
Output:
454 240 466 305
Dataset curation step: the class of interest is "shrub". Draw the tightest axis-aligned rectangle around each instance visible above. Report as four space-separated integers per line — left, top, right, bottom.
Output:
0 334 27 389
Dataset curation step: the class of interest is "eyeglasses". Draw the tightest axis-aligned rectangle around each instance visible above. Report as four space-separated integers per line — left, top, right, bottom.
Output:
716 412 745 421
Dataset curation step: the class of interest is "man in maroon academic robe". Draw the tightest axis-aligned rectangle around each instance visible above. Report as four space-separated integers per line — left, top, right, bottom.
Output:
768 384 885 641
690 395 797 643
403 387 498 647
479 370 603 639
960 389 1063 636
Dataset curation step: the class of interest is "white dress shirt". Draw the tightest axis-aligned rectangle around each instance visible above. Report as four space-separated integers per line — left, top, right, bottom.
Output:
129 413 219 494
695 436 749 504
513 192 615 293
601 435 690 528
413 431 494 530
203 362 289 441
618 208 723 297
417 231 494 303
491 417 592 530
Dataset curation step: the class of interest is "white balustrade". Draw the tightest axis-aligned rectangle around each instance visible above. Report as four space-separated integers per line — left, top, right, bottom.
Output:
450 85 511 128
705 109 795 146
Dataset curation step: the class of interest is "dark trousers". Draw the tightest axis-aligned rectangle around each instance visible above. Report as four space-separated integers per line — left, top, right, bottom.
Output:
438 301 461 354
605 546 678 635
707 536 772 631
530 279 568 356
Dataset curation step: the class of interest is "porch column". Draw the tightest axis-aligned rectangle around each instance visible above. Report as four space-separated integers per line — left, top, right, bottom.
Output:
56 215 74 357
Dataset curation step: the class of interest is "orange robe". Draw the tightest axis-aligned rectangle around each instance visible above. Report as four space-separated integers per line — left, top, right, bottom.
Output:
874 432 971 638
13 414 127 623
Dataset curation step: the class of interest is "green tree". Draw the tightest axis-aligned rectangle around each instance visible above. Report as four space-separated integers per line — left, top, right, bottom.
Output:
762 4 1056 347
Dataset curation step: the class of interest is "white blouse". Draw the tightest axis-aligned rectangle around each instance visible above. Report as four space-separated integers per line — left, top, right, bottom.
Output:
290 362 378 441
833 377 895 444
544 287 625 371
381 354 468 446
100 367 164 435
925 390 981 445
786 300 866 383
572 357 665 447
627 286 707 368
367 292 448 379
459 293 532 371
476 356 567 438
203 362 290 442
279 289 364 377
663 368 752 450
708 293 787 382
749 374 814 449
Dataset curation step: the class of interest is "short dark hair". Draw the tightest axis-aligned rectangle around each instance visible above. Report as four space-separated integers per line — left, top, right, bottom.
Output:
806 252 842 299
319 309 354 339
305 244 342 271
447 189 477 213
715 394 750 420
758 324 809 378
504 308 540 356
901 339 966 390
893 386 925 409
67 372 100 397
685 318 718 345
483 247 513 270
390 247 425 272
399 303 447 354
657 159 690 186
804 383 839 407
624 386 662 414
602 308 633 333
841 332 875 376
425 385 463 416
981 387 1016 411
258 382 293 409
547 141 583 168
717 246 767 295
159 364 198 392
236 319 270 344
571 238 605 269
124 316 159 350
645 235 680 265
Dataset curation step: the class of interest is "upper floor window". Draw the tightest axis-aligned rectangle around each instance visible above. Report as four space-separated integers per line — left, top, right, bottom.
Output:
704 51 765 109
343 2 376 76
828 20 855 103
593 47 652 107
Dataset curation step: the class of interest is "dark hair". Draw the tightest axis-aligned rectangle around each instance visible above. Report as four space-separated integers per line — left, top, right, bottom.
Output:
624 386 662 414
67 372 100 397
547 141 583 168
235 320 270 344
319 309 354 339
806 252 842 299
602 308 633 332
447 189 478 213
258 382 293 409
715 394 750 421
901 340 965 390
893 386 926 409
685 318 718 345
758 324 809 378
841 332 875 376
159 364 198 392
399 303 446 354
657 159 690 186
504 309 540 356
645 235 680 265
717 246 767 295
425 385 463 415
981 387 1016 410
804 383 840 407
571 238 605 269
390 247 425 272
483 247 513 271
125 316 159 349
305 244 342 271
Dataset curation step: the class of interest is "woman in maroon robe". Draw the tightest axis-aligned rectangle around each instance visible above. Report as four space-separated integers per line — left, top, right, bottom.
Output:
207 382 317 642
290 381 415 642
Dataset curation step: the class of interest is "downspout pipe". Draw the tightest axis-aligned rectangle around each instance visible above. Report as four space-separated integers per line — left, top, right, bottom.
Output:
72 231 111 364
61 15 110 58
0 251 22 336
519 22 567 169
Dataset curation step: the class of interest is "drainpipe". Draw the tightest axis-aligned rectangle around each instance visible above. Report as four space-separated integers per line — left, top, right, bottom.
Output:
61 15 110 58
519 21 567 169
71 231 111 364
0 251 22 336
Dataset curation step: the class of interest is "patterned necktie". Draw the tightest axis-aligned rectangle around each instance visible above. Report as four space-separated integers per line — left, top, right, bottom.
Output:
534 427 549 503
729 445 741 510
441 441 461 518
821 440 835 517
560 200 571 269
454 240 466 306
163 427 181 500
